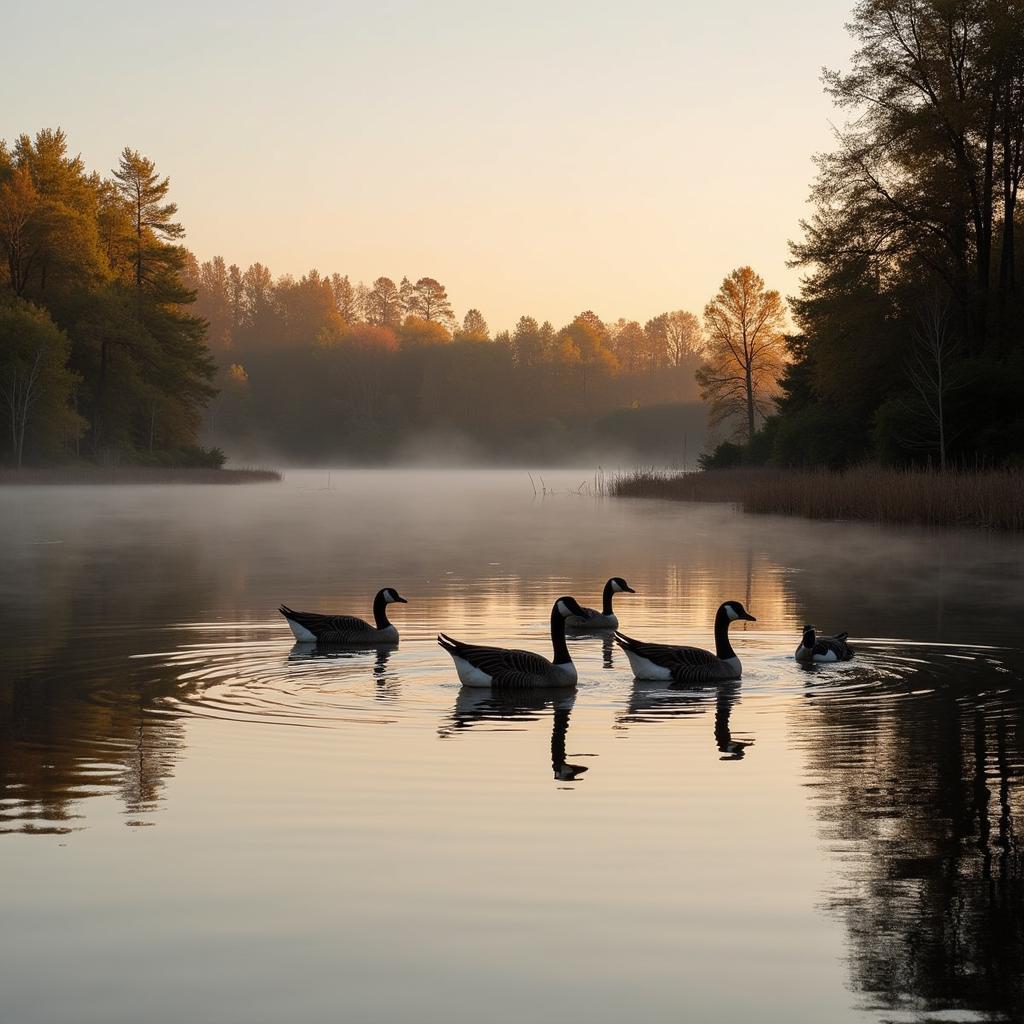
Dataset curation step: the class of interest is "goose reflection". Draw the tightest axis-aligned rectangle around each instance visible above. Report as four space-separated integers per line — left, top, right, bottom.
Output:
288 644 395 695
617 680 753 760
564 632 616 669
439 688 590 781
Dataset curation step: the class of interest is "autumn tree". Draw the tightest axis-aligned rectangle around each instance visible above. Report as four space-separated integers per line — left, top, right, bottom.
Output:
365 276 403 328
410 277 454 327
398 315 451 349
609 319 646 374
456 308 489 342
330 272 359 324
558 312 618 411
649 310 703 366
0 130 106 300
511 316 544 367
697 266 787 442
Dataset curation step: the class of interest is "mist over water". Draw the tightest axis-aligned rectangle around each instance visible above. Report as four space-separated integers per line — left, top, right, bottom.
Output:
1 469 1022 1023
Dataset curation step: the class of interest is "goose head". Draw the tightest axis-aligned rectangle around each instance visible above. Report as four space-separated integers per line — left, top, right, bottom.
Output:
554 596 586 619
380 588 408 604
801 624 816 646
721 600 756 622
608 577 636 594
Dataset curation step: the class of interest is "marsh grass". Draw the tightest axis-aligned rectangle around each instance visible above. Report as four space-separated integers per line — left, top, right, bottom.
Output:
610 467 1024 531
0 466 282 485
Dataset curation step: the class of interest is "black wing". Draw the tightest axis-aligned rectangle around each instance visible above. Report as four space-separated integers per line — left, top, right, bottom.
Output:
615 633 726 683
817 636 855 660
438 635 555 687
281 606 374 642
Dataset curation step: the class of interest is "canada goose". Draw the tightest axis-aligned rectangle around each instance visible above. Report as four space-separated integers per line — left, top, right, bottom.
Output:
279 588 407 644
794 624 854 663
438 596 587 688
614 600 756 683
566 576 636 630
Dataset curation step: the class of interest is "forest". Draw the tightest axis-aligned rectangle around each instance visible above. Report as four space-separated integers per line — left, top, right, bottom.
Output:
705 0 1024 470
0 131 217 468
187 261 707 463
0 128 707 468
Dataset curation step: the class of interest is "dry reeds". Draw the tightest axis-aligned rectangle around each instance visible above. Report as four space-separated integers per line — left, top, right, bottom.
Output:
0 466 282 485
610 466 1024 531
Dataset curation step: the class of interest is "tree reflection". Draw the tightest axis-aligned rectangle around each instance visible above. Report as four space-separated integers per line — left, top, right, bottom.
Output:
796 670 1023 1019
0 653 187 834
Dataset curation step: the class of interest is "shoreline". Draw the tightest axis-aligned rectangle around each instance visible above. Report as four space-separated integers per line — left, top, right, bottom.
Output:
0 467 282 486
610 467 1024 532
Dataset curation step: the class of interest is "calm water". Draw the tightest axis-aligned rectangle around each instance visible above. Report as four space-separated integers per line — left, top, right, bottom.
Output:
1 469 1021 1024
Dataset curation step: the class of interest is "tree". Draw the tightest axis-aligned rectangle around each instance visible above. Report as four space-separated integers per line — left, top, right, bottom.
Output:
409 277 455 327
0 299 83 465
1 130 106 300
884 295 962 470
398 276 415 317
609 319 646 374
111 147 183 290
365 276 402 328
398 315 451 348
511 316 544 367
330 272 358 324
697 266 787 442
558 313 618 410
457 308 489 342
652 310 704 366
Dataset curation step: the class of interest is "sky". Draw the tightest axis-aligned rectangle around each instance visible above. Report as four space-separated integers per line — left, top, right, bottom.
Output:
5 0 855 332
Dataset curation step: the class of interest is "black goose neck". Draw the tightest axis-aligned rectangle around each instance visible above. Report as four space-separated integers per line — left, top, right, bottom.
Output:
372 590 391 629
550 603 571 665
602 580 616 616
713 605 737 660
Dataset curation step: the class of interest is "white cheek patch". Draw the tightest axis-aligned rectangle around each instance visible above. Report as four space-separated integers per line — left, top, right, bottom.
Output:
726 605 739 621
611 580 623 592
556 600 570 617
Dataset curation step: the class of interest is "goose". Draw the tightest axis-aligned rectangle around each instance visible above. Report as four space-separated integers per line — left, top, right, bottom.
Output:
614 600 756 683
794 624 854 663
438 596 587 688
279 588 407 644
565 576 636 629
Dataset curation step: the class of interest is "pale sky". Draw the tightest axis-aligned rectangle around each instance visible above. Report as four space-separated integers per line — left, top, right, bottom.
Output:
5 0 854 332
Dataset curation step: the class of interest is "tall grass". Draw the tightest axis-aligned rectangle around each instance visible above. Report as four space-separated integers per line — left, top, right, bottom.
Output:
610 467 1024 531
0 466 282 485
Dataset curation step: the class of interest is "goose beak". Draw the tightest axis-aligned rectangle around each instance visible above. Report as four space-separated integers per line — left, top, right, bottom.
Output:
624 585 636 594
743 612 757 622
395 595 408 603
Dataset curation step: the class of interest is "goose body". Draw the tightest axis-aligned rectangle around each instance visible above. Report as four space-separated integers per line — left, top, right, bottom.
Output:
279 588 407 644
794 625 854 663
566 576 635 630
438 596 586 688
615 600 756 684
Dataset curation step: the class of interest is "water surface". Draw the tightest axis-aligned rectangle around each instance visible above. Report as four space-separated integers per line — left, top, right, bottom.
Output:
1 469 1021 1023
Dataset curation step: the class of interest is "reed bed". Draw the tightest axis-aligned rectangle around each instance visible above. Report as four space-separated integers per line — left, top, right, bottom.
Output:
610 466 1024 531
0 466 282 485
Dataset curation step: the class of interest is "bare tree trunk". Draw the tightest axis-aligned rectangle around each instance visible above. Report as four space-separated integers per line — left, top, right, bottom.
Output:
1 345 46 468
745 367 755 443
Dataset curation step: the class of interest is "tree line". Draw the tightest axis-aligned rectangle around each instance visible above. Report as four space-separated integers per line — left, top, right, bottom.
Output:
706 0 1024 470
0 130 217 467
188 259 709 462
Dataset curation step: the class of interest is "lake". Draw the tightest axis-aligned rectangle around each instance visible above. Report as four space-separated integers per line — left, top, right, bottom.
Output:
1 469 1021 1024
